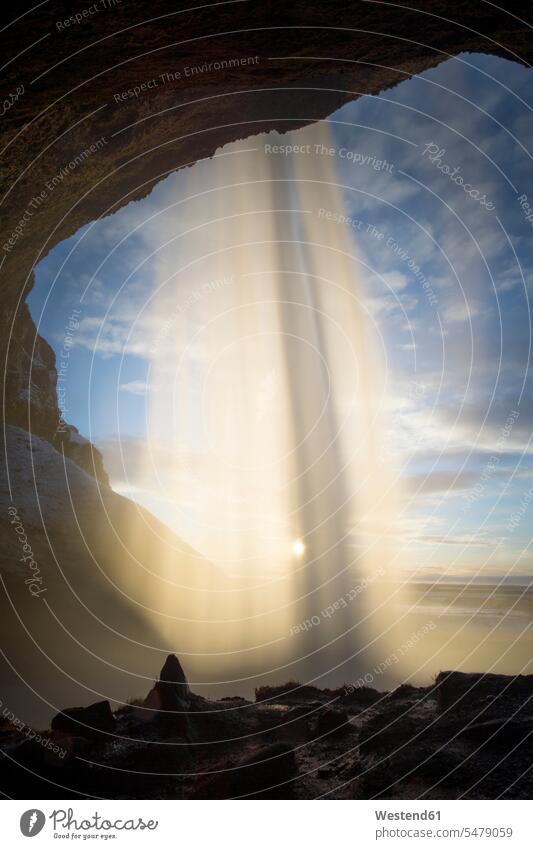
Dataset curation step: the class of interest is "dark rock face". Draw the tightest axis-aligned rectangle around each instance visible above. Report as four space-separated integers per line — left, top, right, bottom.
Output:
51 700 115 737
4 304 107 485
156 654 190 708
5 301 107 484
54 425 109 487
5 303 60 440
435 671 533 712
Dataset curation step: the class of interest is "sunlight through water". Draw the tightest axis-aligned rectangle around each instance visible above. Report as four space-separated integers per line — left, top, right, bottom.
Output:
123 120 404 693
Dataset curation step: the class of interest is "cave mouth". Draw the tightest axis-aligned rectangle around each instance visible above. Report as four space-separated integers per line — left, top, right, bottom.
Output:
21 51 533 707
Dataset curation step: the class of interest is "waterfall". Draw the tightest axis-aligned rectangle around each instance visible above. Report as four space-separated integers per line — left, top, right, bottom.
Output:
129 121 400 695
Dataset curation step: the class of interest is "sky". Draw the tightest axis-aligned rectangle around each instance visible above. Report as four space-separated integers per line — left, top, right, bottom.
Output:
29 52 533 582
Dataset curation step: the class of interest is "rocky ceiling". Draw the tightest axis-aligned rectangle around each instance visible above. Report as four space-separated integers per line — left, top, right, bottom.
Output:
1 0 531 452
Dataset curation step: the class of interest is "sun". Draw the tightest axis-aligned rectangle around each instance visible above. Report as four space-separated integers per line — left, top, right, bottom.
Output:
292 539 306 558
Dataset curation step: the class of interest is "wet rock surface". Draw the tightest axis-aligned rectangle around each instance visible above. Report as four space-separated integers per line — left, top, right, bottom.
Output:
2 667 533 799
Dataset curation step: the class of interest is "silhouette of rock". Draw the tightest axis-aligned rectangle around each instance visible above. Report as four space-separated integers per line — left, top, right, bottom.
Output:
4 671 533 798
255 682 325 704
139 655 191 737
339 684 382 707
436 671 533 712
51 700 115 737
156 654 190 709
388 683 424 700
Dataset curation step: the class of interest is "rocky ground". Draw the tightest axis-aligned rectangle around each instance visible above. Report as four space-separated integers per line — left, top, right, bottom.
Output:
2 657 532 799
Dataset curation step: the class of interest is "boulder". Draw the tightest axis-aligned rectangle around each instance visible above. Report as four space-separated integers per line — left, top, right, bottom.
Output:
51 700 115 737
435 671 533 712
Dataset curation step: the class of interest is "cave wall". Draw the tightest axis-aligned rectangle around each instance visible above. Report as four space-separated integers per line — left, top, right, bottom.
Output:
1 0 531 470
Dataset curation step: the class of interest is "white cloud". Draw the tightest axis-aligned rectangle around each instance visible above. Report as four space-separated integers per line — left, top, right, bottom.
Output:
381 270 410 291
442 298 484 323
120 381 150 395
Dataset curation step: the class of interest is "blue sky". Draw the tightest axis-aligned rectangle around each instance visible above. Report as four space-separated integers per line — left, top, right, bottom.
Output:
29 52 533 580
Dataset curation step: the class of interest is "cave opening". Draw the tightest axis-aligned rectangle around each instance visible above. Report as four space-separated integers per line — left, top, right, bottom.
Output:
3 51 533 727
